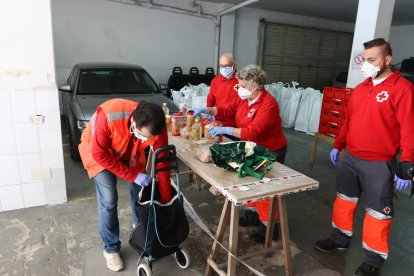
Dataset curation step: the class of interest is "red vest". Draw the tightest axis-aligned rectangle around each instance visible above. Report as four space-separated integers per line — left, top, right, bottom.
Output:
79 99 158 178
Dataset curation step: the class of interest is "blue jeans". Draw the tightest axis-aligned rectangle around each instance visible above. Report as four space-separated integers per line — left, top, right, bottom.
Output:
93 169 141 253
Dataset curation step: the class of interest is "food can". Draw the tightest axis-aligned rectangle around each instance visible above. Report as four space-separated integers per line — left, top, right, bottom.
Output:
204 124 214 142
212 120 224 142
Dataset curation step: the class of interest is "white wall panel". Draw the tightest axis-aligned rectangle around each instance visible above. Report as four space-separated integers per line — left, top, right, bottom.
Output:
41 149 64 169
52 0 216 86
0 90 14 124
0 124 17 156
22 182 46 208
35 88 60 112
39 111 61 133
0 185 24 211
0 156 21 187
0 0 66 211
11 90 37 123
18 153 42 184
39 131 62 152
15 123 41 154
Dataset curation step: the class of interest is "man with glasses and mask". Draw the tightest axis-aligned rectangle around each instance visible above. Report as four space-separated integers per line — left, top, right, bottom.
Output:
314 38 414 276
207 53 239 131
79 99 171 272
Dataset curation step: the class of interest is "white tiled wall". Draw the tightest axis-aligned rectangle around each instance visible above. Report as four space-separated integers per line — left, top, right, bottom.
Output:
22 182 46 208
0 91 13 124
0 185 24 211
0 0 66 212
15 123 41 154
0 155 21 187
11 90 37 123
18 154 42 184
0 89 67 212
0 124 17 156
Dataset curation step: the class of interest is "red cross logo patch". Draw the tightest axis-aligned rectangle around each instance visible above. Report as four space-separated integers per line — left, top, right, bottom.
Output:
247 108 256 118
383 206 391 214
376 91 389 103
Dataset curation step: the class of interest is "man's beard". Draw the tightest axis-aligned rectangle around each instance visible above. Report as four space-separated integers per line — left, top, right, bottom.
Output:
375 60 389 78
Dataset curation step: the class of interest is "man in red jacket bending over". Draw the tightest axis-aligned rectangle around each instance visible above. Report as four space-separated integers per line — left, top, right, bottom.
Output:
79 99 171 272
314 38 414 276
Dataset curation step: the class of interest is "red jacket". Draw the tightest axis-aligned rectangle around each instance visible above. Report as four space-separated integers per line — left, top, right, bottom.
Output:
207 73 238 127
217 89 287 151
334 71 414 162
81 103 171 203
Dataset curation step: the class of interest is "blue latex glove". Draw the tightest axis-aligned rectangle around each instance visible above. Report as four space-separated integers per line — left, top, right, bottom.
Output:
394 175 413 190
208 127 233 137
330 148 340 166
188 107 208 118
134 173 152 187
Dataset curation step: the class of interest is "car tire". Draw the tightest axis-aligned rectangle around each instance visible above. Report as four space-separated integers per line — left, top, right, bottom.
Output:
69 128 81 161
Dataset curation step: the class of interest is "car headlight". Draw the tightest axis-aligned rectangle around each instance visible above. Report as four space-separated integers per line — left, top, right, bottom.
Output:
77 120 89 130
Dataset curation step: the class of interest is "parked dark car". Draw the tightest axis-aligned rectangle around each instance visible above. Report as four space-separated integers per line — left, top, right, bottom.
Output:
59 62 177 161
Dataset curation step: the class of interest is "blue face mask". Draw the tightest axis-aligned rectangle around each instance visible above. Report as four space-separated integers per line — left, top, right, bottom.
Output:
130 124 149 141
220 66 234 79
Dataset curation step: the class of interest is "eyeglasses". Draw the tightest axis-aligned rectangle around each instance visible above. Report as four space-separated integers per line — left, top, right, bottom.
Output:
219 64 234 69
129 123 149 139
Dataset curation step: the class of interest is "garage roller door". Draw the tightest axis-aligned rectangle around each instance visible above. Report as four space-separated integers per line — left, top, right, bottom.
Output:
258 20 353 89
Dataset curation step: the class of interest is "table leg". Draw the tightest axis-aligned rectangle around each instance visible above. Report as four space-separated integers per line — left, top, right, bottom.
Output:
205 199 231 276
228 204 239 276
278 196 293 276
310 133 319 164
264 196 277 248
194 173 202 191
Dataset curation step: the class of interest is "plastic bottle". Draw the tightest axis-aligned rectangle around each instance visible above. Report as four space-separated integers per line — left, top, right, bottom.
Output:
162 103 169 115
179 97 187 113
190 118 202 141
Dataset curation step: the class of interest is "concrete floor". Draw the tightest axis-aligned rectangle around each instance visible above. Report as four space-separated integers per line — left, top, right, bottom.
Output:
1 127 413 276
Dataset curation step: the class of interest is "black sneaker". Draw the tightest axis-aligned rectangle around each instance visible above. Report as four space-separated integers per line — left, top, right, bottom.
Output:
354 262 380 276
314 238 348 253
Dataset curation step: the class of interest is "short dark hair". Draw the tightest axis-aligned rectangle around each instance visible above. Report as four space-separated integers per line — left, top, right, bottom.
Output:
363 38 392 56
132 101 166 135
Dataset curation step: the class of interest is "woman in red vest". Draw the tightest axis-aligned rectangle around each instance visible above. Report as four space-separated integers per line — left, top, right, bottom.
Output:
191 64 288 244
79 99 171 272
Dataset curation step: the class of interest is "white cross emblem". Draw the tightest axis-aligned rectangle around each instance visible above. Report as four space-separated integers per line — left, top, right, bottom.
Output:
376 91 389 103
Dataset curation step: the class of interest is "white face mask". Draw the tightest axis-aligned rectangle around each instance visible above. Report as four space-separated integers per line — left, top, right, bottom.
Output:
219 66 234 79
237 86 252 100
361 61 380 79
130 124 149 141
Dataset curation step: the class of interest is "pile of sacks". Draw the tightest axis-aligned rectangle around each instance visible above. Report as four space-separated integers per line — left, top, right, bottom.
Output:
265 81 322 136
171 81 322 136
171 83 210 110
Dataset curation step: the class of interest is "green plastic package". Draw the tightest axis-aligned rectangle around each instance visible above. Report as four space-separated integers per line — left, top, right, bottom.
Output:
209 141 278 180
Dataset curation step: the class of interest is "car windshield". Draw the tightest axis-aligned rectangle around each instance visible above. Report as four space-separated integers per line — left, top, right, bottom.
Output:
78 68 158 95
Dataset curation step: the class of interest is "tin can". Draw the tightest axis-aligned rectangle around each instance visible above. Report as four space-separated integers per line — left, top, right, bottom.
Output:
212 120 224 142
204 124 214 142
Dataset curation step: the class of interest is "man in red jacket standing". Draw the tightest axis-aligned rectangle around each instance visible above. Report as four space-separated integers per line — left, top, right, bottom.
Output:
207 53 239 129
314 38 414 276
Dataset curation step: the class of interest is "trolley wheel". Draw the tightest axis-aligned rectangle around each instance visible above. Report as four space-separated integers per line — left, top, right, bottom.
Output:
174 248 190 269
137 263 152 276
